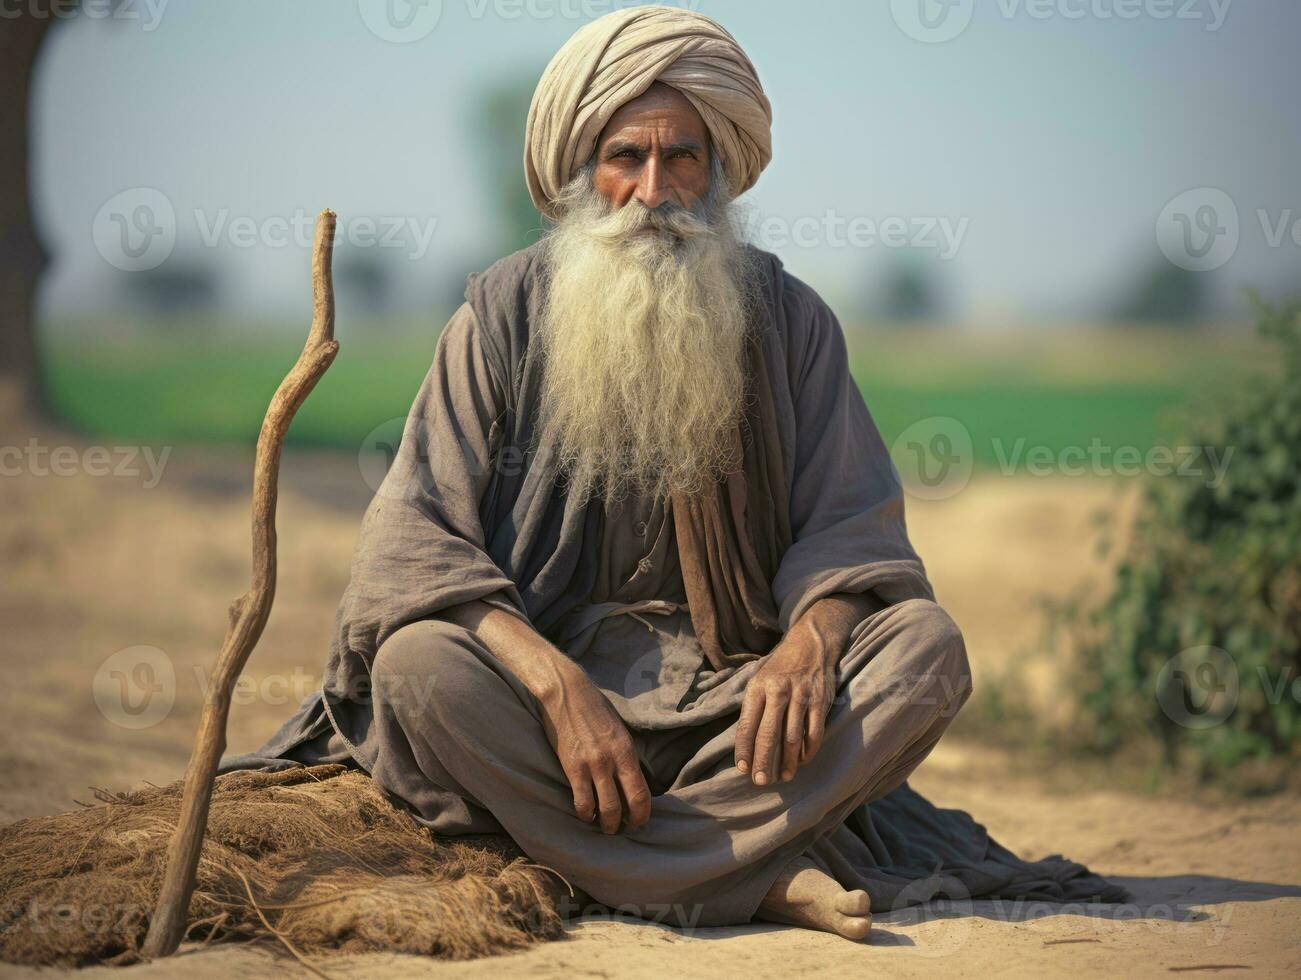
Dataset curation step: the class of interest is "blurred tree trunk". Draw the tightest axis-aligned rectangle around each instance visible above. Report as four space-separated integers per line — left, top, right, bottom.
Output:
0 11 55 421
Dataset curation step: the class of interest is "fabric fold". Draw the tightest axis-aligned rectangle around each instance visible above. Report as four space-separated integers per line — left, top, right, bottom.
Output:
671 328 789 669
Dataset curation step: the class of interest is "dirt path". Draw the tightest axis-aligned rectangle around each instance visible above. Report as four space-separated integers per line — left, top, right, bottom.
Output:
5 743 1295 979
1 450 1296 976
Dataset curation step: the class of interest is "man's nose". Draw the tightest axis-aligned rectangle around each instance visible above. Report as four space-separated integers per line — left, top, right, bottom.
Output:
633 156 672 210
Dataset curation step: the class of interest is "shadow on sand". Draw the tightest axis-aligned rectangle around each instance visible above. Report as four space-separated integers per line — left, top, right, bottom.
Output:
569 873 1301 950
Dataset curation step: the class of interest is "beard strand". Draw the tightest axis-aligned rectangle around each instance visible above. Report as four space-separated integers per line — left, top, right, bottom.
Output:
536 167 754 506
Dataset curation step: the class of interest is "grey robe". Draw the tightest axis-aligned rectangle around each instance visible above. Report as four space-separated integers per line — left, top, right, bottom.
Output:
224 241 1124 923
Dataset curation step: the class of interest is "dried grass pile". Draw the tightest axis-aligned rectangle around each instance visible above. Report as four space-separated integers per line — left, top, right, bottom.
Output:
0 764 563 968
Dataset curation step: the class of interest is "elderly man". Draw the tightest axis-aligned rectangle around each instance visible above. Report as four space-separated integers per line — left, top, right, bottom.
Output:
228 6 1121 938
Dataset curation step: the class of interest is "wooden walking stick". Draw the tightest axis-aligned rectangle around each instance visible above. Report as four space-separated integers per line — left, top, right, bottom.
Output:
142 209 340 958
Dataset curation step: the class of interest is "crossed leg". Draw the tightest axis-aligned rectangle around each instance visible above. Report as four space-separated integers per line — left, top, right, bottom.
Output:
363 598 972 934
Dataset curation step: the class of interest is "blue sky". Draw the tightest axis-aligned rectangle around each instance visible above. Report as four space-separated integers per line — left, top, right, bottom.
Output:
31 0 1301 325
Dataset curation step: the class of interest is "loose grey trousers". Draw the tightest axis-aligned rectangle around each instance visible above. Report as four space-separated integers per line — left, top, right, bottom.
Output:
359 598 972 927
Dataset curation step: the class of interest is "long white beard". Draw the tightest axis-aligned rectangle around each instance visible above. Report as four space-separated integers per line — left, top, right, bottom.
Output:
536 170 754 505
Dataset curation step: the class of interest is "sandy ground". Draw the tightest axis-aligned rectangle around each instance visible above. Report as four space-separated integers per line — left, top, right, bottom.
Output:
1 441 1297 977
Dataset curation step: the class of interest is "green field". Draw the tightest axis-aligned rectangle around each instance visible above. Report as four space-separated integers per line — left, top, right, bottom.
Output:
43 319 1269 467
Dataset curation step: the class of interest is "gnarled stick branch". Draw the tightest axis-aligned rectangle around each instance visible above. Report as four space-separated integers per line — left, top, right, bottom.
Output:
142 209 340 959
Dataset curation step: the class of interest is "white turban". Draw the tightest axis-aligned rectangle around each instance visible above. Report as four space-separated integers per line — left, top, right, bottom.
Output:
524 6 773 219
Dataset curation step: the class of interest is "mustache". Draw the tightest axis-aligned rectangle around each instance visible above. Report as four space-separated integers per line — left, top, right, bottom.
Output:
582 198 717 245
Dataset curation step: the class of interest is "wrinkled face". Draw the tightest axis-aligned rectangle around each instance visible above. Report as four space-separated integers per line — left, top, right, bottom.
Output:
592 82 714 212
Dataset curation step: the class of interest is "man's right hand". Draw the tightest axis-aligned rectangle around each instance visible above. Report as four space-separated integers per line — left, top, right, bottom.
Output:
437 600 651 835
538 665 653 834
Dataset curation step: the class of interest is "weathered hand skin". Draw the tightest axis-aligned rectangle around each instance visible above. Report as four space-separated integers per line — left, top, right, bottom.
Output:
735 592 883 785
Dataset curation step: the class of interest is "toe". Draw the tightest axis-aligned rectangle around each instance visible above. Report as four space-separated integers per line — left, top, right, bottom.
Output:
838 914 872 941
835 888 872 916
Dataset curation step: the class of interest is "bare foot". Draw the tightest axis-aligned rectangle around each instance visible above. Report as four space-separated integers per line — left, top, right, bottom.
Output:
756 856 872 940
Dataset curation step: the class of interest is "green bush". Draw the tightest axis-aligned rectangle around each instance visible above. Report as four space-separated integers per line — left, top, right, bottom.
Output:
1056 296 1300 785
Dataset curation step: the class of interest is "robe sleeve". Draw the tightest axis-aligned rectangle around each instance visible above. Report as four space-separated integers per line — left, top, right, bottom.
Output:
769 283 934 630
330 302 525 673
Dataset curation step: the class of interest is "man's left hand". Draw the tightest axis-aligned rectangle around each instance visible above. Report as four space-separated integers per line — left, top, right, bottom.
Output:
733 619 838 786
733 592 884 786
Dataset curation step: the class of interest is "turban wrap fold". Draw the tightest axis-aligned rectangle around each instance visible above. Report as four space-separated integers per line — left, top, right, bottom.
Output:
524 6 773 219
